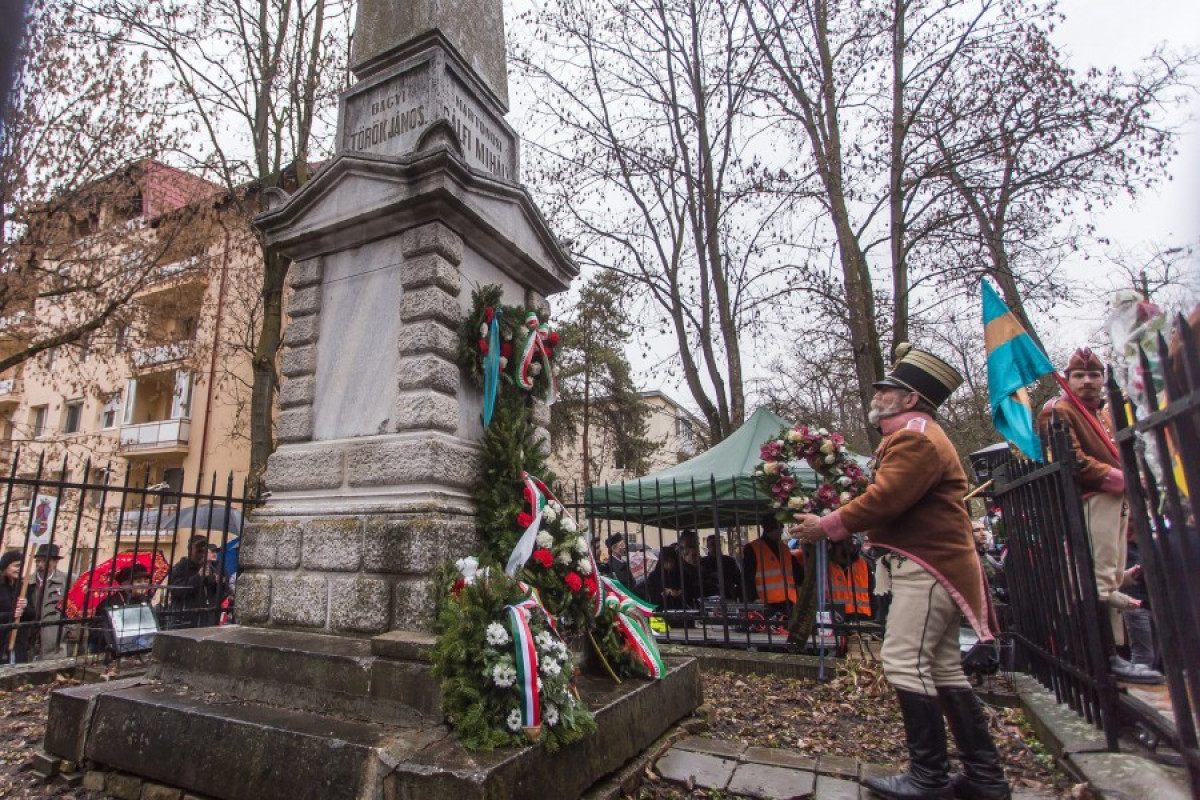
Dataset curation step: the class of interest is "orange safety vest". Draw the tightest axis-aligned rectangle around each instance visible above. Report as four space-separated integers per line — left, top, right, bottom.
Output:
829 557 872 616
747 538 798 604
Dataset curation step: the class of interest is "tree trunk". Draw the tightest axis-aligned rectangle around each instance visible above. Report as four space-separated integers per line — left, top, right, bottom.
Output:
247 244 287 499
889 0 908 356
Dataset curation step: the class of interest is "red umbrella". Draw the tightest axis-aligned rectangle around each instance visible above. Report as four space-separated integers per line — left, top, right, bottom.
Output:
64 550 170 618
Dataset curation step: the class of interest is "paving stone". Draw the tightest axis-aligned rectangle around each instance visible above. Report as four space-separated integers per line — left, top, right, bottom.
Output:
655 748 737 792
727 762 815 799
814 775 860 800
107 772 144 800
674 736 747 758
1069 752 1191 800
857 762 895 782
743 746 817 771
141 783 183 800
816 755 859 779
82 771 106 791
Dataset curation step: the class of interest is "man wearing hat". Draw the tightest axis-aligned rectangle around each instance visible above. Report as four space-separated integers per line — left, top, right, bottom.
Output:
28 543 69 659
791 344 1008 800
168 535 223 629
605 533 636 592
1037 347 1163 684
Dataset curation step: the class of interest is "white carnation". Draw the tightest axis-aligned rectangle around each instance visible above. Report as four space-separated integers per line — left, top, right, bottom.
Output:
544 704 560 726
540 657 562 677
479 323 489 337
530 362 543 376
556 550 572 565
573 537 589 554
542 504 558 523
562 516 577 533
486 622 511 646
499 356 508 369
535 531 554 548
492 663 517 688
578 559 593 576
535 630 556 650
506 708 523 732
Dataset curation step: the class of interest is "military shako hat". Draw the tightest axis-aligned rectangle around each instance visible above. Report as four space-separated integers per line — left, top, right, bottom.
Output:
873 343 963 408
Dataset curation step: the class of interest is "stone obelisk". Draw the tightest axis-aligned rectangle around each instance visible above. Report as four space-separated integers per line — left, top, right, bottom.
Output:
238 0 575 635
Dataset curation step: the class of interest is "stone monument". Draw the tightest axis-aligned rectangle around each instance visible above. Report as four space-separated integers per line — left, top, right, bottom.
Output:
40 3 701 797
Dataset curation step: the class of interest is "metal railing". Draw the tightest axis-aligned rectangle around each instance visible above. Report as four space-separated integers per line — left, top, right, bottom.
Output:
993 420 1121 748
119 419 191 451
558 480 881 657
0 452 251 667
1108 312 1200 795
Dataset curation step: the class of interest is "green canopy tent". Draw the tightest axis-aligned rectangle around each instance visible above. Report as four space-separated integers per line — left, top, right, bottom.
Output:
584 407 862 530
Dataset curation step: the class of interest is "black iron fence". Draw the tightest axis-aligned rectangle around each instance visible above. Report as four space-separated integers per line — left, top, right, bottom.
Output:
1109 312 1200 795
0 453 251 667
997 311 1200 795
558 480 883 657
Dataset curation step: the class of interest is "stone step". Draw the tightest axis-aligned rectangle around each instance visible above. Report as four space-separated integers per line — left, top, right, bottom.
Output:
46 678 444 800
148 625 440 724
45 656 704 800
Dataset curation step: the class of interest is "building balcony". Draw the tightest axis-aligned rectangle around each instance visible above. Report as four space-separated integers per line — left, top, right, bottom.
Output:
105 503 179 538
135 255 209 301
119 419 191 454
132 340 191 371
0 377 22 408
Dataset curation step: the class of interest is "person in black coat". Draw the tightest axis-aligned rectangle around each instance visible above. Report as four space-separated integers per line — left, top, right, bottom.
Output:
90 563 154 654
700 533 743 600
0 550 34 663
167 536 223 629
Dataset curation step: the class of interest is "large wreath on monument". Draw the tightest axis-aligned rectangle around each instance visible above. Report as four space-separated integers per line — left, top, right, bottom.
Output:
431 286 667 752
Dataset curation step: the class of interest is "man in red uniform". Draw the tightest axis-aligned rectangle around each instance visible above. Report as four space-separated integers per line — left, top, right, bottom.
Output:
792 345 1008 800
1037 347 1163 684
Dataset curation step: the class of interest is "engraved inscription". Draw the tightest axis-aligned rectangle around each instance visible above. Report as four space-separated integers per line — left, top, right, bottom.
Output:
343 76 430 153
445 87 513 181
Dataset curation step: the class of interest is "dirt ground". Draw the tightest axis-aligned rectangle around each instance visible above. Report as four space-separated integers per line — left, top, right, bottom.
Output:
0 663 1074 799
633 661 1077 798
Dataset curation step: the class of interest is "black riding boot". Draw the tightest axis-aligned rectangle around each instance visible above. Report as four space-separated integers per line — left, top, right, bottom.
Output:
863 689 952 799
938 687 1012 800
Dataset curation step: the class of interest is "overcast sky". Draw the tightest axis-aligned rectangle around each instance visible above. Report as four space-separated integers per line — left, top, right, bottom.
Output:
505 0 1200 407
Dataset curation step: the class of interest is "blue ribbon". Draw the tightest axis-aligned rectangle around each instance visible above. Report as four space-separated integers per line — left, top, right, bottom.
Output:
482 308 502 427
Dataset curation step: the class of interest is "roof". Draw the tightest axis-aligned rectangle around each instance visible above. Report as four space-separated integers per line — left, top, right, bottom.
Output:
584 407 868 529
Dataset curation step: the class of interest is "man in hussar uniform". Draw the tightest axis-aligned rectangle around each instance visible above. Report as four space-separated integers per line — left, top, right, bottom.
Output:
1037 347 1162 684
792 345 1008 800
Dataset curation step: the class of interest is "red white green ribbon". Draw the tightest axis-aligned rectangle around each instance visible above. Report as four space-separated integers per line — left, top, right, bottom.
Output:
506 598 542 734
506 473 550 576
602 577 666 679
515 312 558 405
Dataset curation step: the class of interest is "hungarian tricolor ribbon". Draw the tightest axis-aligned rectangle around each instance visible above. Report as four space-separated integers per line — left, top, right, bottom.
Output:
506 595 545 738
516 312 558 405
601 577 666 679
506 472 550 576
482 307 503 428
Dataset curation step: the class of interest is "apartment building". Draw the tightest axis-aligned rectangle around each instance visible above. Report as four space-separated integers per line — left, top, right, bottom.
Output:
0 160 259 577
549 389 704 493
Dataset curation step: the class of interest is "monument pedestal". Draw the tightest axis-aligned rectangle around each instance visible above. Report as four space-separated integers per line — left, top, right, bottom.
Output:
45 627 701 799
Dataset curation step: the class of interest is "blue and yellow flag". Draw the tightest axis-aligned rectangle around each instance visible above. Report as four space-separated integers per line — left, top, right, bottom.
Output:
982 281 1054 461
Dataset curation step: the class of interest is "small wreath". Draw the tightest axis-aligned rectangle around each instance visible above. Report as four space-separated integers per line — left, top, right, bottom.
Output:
753 424 869 525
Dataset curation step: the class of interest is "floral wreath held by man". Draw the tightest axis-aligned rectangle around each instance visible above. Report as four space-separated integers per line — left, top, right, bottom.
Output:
791 344 1010 800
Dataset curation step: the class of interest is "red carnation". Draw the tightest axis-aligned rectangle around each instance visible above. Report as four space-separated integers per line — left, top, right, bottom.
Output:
478 338 489 354
450 578 466 597
517 512 534 529
533 549 554 568
501 341 513 358
547 332 560 346
584 576 599 597
484 306 495 322
564 572 583 592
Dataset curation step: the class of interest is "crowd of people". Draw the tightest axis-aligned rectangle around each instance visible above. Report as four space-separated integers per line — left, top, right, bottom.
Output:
0 534 232 664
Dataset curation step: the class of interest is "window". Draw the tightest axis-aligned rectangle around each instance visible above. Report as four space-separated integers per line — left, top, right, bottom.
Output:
30 405 47 438
87 468 108 506
42 347 57 370
64 400 84 434
101 393 121 429
163 467 184 495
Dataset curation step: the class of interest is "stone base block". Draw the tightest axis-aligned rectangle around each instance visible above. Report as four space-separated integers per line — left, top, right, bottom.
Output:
44 625 701 800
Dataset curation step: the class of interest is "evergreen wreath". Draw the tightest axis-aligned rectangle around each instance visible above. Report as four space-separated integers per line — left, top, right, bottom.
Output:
753 424 870 645
432 285 665 751
431 558 596 752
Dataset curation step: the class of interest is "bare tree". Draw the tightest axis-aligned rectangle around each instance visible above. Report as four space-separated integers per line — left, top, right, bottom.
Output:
514 0 797 443
96 0 352 496
1 0 193 374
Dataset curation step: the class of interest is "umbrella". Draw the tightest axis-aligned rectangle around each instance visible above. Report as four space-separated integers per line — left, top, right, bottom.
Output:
217 536 239 575
161 503 245 536
64 550 170 618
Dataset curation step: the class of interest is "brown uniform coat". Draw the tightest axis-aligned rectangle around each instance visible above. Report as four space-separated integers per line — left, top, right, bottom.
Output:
837 415 992 639
1037 396 1118 493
